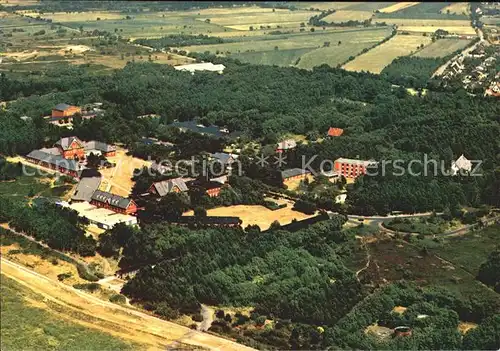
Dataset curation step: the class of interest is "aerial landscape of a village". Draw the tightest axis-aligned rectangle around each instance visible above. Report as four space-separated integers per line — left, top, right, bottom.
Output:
0 0 499 350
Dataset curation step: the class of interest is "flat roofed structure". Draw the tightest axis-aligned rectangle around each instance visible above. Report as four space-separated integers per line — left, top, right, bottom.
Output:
62 201 137 230
72 176 102 202
174 62 225 74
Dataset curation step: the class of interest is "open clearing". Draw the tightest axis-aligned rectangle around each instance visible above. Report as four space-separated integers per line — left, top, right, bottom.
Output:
98 149 151 197
378 2 420 14
414 38 472 58
1 257 254 351
322 10 374 23
343 34 432 73
184 203 316 230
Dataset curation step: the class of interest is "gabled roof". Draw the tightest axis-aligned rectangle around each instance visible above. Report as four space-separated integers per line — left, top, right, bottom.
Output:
151 161 172 174
211 152 234 165
452 154 472 172
72 177 101 202
91 190 132 209
151 178 188 196
170 120 226 138
54 103 72 111
84 141 116 153
327 127 344 137
281 168 310 179
277 139 297 150
55 136 84 151
26 150 84 172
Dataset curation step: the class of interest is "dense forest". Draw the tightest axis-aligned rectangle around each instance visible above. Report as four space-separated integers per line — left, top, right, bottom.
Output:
1 56 499 214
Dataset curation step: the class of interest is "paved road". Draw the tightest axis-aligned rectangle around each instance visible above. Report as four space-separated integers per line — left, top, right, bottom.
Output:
1 257 256 351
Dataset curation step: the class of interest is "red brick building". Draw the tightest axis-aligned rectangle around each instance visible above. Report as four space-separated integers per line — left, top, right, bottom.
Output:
327 127 344 137
148 178 188 197
52 103 81 118
55 136 86 160
90 190 138 215
334 158 377 179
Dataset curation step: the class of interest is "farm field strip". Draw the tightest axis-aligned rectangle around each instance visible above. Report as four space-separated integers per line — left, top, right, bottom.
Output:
378 2 420 14
197 11 317 27
293 2 362 11
181 26 392 55
375 18 472 27
343 33 432 73
396 25 476 35
439 2 470 15
322 10 374 23
413 38 472 58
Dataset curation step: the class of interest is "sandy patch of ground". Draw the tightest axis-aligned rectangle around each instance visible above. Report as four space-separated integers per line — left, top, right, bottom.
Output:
365 323 393 339
392 306 408 314
58 44 92 55
98 149 151 197
378 2 420 13
184 203 316 230
458 321 478 334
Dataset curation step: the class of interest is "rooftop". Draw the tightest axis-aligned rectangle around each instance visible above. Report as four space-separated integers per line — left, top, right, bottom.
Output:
26 149 85 172
281 168 310 179
91 190 132 209
72 176 102 202
152 178 188 196
335 158 378 166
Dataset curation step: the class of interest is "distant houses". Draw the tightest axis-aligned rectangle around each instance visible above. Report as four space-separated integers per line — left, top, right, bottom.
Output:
170 120 229 138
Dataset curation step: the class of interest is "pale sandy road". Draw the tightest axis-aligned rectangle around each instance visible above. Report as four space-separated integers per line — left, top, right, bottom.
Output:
0 257 255 351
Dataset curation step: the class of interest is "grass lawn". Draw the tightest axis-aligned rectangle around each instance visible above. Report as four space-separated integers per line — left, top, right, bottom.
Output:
0 274 136 350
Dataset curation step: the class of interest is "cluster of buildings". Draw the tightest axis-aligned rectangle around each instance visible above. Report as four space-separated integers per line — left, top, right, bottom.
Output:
44 102 104 128
25 136 116 178
442 44 499 97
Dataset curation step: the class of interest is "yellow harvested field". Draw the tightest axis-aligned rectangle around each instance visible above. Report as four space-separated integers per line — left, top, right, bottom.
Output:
398 25 476 35
184 203 316 230
294 2 362 11
22 11 124 22
98 149 151 197
378 2 420 13
200 11 316 27
377 18 471 27
440 2 470 15
343 34 432 73
322 10 374 23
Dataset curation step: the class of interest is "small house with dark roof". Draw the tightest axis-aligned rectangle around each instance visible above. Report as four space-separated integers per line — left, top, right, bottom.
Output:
327 127 344 137
280 168 311 184
90 190 137 215
52 103 81 118
150 161 172 175
148 178 188 197
25 149 85 178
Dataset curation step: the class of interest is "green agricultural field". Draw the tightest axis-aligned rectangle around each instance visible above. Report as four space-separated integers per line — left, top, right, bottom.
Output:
231 47 312 66
375 2 469 19
343 33 432 73
414 38 472 58
182 26 392 68
0 274 136 351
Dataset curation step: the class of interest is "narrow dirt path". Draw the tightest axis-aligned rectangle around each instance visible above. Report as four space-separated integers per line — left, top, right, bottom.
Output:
1 257 255 351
